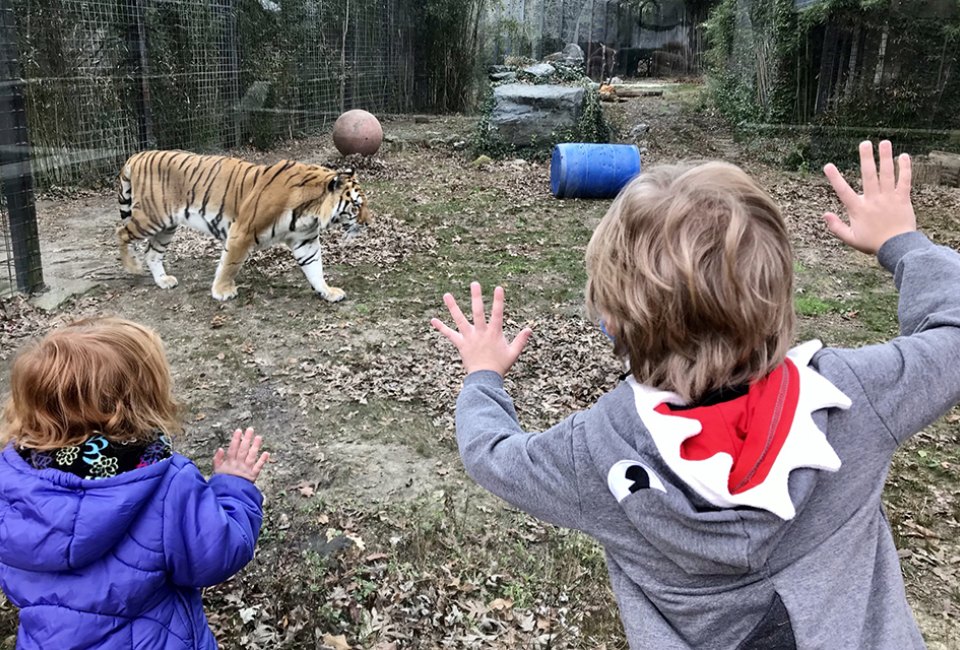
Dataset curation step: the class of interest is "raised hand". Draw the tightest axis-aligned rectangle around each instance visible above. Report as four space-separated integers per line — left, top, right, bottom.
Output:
822 140 916 255
431 282 533 377
213 428 269 483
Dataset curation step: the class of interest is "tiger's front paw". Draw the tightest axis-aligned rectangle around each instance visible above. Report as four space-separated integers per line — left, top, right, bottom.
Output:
320 286 346 303
155 275 179 289
211 282 238 301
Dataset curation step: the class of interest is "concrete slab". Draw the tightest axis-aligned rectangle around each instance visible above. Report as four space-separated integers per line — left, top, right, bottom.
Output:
31 275 99 310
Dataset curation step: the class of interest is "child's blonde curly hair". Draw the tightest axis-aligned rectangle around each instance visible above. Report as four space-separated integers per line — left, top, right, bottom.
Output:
586 161 796 402
2 317 182 450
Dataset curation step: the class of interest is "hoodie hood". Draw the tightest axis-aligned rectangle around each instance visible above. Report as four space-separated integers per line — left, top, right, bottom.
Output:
587 341 851 575
0 446 171 572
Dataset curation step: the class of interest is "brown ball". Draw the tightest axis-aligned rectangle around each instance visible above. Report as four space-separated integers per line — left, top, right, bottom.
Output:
332 110 383 156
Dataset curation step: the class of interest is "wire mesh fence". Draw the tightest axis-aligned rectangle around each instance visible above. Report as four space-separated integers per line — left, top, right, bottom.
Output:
0 0 418 296
716 0 960 170
485 0 707 80
16 0 416 187
1 0 42 295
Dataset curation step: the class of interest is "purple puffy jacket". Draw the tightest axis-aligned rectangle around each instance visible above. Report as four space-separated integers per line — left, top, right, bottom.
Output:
0 444 263 649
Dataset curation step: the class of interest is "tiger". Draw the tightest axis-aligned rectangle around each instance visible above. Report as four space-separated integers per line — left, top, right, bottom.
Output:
116 150 371 302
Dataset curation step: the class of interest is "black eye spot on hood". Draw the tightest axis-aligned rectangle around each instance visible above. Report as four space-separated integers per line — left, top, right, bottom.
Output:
607 460 666 503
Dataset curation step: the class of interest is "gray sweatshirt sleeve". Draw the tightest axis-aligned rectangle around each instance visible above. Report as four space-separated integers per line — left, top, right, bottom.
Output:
455 370 584 530
828 231 960 444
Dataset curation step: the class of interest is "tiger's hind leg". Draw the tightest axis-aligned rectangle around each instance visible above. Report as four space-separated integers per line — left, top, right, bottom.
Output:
144 225 180 289
117 217 144 274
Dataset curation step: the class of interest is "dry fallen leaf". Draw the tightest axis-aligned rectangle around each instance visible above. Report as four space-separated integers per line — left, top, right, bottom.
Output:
296 482 315 498
488 598 513 612
322 634 351 650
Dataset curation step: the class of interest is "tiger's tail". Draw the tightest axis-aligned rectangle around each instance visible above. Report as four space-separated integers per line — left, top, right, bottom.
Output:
116 161 141 273
118 163 132 222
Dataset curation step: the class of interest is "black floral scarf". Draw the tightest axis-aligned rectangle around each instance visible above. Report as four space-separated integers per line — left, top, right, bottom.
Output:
19 434 173 480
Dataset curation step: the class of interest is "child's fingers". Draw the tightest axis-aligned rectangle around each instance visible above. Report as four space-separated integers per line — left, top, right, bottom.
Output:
859 140 879 197
878 140 895 193
508 327 534 359
235 427 253 460
470 281 486 328
430 318 462 345
823 164 858 207
823 212 855 246
253 452 270 477
490 286 505 328
443 293 470 331
897 154 912 197
246 435 263 466
213 448 225 470
226 429 242 460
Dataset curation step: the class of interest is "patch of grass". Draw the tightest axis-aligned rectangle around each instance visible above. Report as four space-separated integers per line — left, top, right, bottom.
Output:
794 294 839 317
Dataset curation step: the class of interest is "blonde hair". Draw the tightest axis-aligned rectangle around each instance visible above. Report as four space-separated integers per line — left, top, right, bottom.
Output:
1 317 182 450
585 161 795 402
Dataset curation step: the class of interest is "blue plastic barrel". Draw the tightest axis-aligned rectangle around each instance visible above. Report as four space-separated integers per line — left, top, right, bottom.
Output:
550 143 642 199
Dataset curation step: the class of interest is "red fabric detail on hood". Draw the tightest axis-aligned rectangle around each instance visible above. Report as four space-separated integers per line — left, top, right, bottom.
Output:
653 359 800 495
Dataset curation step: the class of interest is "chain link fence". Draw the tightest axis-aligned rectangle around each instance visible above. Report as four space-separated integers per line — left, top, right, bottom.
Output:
709 0 960 170
0 0 418 296
485 0 707 80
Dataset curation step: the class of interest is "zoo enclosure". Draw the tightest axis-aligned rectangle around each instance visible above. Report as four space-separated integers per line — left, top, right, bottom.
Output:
0 0 427 296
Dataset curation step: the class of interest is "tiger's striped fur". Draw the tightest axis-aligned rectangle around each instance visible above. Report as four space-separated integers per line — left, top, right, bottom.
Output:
116 150 371 302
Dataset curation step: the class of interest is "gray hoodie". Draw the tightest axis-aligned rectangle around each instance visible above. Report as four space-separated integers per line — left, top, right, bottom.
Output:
454 232 959 649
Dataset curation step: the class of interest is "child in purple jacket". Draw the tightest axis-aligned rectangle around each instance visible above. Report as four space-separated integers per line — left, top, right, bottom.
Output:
0 317 269 649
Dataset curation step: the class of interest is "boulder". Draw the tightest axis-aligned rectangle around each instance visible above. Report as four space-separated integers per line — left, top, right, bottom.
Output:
562 43 585 67
523 63 556 78
490 71 518 83
489 83 586 148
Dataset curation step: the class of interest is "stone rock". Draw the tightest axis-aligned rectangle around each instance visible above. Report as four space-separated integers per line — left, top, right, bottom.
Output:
489 83 586 148
629 123 651 138
610 76 624 84
652 49 687 76
490 71 518 83
472 155 494 168
927 150 960 186
523 63 556 78
562 43 585 66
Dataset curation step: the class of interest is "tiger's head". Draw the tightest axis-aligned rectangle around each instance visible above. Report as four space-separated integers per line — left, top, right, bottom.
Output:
326 168 370 240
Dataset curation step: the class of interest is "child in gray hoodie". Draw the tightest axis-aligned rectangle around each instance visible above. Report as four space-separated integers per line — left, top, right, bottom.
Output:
431 141 952 649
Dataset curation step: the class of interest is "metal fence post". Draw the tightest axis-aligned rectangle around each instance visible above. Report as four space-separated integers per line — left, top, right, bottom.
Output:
0 0 43 294
126 0 154 150
218 0 240 149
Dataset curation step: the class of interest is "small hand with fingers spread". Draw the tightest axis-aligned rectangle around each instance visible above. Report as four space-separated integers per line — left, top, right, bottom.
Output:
213 428 269 483
823 140 916 255
431 282 533 377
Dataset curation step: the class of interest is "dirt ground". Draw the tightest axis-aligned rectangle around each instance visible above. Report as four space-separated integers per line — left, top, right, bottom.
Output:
1 84 959 649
